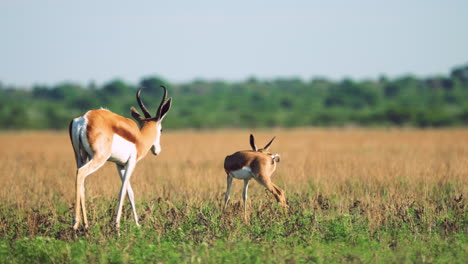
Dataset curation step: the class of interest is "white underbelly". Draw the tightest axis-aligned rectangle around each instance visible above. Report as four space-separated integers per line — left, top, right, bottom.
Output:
108 134 136 165
229 167 255 180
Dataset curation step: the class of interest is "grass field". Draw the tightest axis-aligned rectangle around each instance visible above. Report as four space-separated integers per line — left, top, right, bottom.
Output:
0 128 466 263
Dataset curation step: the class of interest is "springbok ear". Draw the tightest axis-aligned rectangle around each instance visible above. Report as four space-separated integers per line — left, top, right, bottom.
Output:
263 136 276 150
249 134 257 151
158 98 172 121
130 106 143 121
274 154 281 163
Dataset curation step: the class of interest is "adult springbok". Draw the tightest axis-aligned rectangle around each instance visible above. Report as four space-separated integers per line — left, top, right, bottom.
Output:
223 134 287 221
69 85 172 230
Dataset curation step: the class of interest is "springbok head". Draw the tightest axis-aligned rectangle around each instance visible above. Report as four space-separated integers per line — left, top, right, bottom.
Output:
130 85 172 155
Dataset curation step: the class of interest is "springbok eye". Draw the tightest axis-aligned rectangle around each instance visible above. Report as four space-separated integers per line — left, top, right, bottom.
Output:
160 128 163 133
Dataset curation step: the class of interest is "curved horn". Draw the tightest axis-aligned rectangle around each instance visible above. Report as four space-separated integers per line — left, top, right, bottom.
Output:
136 87 152 118
156 85 168 119
263 136 276 150
249 134 257 151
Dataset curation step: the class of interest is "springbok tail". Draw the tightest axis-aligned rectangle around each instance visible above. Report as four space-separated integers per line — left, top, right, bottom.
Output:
69 117 88 168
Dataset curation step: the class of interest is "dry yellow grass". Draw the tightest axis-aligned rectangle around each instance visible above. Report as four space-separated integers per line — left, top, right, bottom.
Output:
1 128 466 263
0 128 466 226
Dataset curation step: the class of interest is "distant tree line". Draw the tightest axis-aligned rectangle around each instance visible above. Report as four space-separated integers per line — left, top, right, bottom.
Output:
1 64 468 130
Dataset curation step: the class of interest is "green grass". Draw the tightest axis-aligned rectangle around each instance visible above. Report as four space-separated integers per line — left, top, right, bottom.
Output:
0 192 466 263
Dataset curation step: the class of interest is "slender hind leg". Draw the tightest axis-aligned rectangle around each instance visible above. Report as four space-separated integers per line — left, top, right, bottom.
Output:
223 174 233 212
78 155 89 228
73 156 107 230
116 164 139 226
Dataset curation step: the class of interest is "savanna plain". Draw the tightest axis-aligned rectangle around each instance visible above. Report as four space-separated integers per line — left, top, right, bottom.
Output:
0 129 466 263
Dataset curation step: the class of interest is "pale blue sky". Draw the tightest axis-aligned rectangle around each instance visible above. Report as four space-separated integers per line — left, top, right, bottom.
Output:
1 0 467 86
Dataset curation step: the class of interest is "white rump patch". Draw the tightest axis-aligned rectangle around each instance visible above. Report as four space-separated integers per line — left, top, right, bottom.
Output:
108 134 137 165
72 115 94 162
229 167 255 180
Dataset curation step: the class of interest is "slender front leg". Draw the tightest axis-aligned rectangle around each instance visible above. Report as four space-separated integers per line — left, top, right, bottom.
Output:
116 164 139 227
242 179 250 222
223 174 233 212
115 158 136 229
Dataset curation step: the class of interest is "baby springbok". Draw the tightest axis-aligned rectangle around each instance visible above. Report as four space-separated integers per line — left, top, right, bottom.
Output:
223 134 287 220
